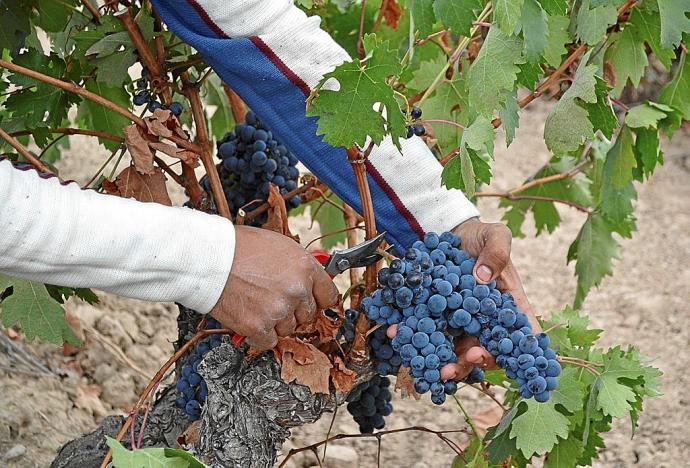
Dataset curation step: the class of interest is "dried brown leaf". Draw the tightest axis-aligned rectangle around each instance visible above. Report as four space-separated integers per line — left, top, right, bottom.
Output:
74 384 108 419
149 141 199 166
314 308 342 343
330 356 356 393
274 337 332 394
113 166 172 206
381 0 402 29
394 366 420 400
177 420 201 446
144 109 174 138
124 125 155 175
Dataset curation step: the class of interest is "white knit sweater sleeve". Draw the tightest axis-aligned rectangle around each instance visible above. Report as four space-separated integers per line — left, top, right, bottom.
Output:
0 159 235 313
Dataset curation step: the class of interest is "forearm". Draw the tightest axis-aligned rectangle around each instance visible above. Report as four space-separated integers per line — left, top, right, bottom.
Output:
152 0 479 251
0 158 234 312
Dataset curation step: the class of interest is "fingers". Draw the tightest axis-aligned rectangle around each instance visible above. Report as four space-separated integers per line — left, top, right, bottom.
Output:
275 313 297 337
440 336 498 381
387 324 397 339
245 327 278 351
311 262 340 310
294 293 318 324
495 261 540 332
473 223 512 284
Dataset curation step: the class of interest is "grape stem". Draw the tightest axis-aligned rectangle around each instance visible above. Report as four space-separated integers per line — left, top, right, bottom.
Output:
240 177 319 222
181 72 232 219
344 203 364 306
461 383 508 411
558 356 602 376
304 225 365 250
10 127 124 143
279 425 470 467
355 0 368 60
81 0 101 22
222 83 248 123
452 395 481 438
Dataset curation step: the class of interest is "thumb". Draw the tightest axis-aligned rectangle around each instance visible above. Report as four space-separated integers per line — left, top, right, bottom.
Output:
474 224 512 284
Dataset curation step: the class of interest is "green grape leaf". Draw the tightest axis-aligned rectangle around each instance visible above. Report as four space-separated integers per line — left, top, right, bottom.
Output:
568 213 620 308
5 85 72 129
595 347 649 418
77 80 131 150
582 77 618 139
487 426 525 465
547 306 603 349
510 399 570 457
603 126 636 189
408 55 446 93
499 91 520 147
0 2 31 53
85 31 133 57
576 0 618 45
433 0 483 36
308 34 405 149
33 0 78 33
441 147 490 197
516 59 543 90
659 51 690 120
633 126 663 180
550 367 587 413
544 15 571 68
409 0 436 37
468 27 524 118
544 436 584 468
625 102 668 128
606 28 648 96
520 0 549 61
544 61 597 153
628 7 675 69
541 0 568 16
95 50 138 87
107 437 205 467
658 0 690 49
203 75 235 142
494 0 525 34
463 115 495 154
291 192 347 250
72 16 124 56
0 274 79 345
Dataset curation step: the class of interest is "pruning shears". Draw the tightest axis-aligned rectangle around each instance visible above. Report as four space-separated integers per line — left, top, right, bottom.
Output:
312 231 388 278
230 232 388 347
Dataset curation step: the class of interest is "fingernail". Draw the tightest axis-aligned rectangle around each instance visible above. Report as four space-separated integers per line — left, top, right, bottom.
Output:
476 265 493 282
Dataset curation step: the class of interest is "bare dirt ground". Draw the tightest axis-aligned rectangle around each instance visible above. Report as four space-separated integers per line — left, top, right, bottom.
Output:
1 103 688 467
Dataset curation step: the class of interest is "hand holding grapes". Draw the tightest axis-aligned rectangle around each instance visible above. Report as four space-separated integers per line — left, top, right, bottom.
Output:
209 226 340 350
439 218 540 381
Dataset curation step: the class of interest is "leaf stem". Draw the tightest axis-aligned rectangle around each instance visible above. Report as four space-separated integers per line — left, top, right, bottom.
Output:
0 127 53 174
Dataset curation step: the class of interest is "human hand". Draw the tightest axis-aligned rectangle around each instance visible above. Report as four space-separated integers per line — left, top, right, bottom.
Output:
209 226 340 350
439 217 540 381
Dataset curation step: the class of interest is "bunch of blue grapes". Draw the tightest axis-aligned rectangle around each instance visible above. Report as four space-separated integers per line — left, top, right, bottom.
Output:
175 318 224 421
404 106 426 139
345 375 394 433
336 308 359 343
360 231 561 404
199 111 301 225
131 68 183 116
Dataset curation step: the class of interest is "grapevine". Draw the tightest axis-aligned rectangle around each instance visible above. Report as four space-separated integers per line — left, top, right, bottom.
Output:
0 0 682 466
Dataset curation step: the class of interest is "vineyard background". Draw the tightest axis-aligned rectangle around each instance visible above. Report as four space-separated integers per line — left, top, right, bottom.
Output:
0 102 687 467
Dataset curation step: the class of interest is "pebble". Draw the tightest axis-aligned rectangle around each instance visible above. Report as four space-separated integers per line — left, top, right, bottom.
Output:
3 444 26 461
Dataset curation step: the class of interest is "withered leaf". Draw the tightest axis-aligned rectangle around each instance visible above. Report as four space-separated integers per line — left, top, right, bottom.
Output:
149 141 199 166
144 108 174 138
274 337 332 394
330 356 356 393
394 366 420 400
177 420 201 446
112 166 172 206
124 125 155 175
314 307 342 343
382 0 402 29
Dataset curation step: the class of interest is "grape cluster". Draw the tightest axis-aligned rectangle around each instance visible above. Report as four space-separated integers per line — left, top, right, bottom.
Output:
337 308 359 343
404 106 426 139
132 68 183 116
345 375 394 433
199 111 301 225
175 318 224 421
361 231 561 404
